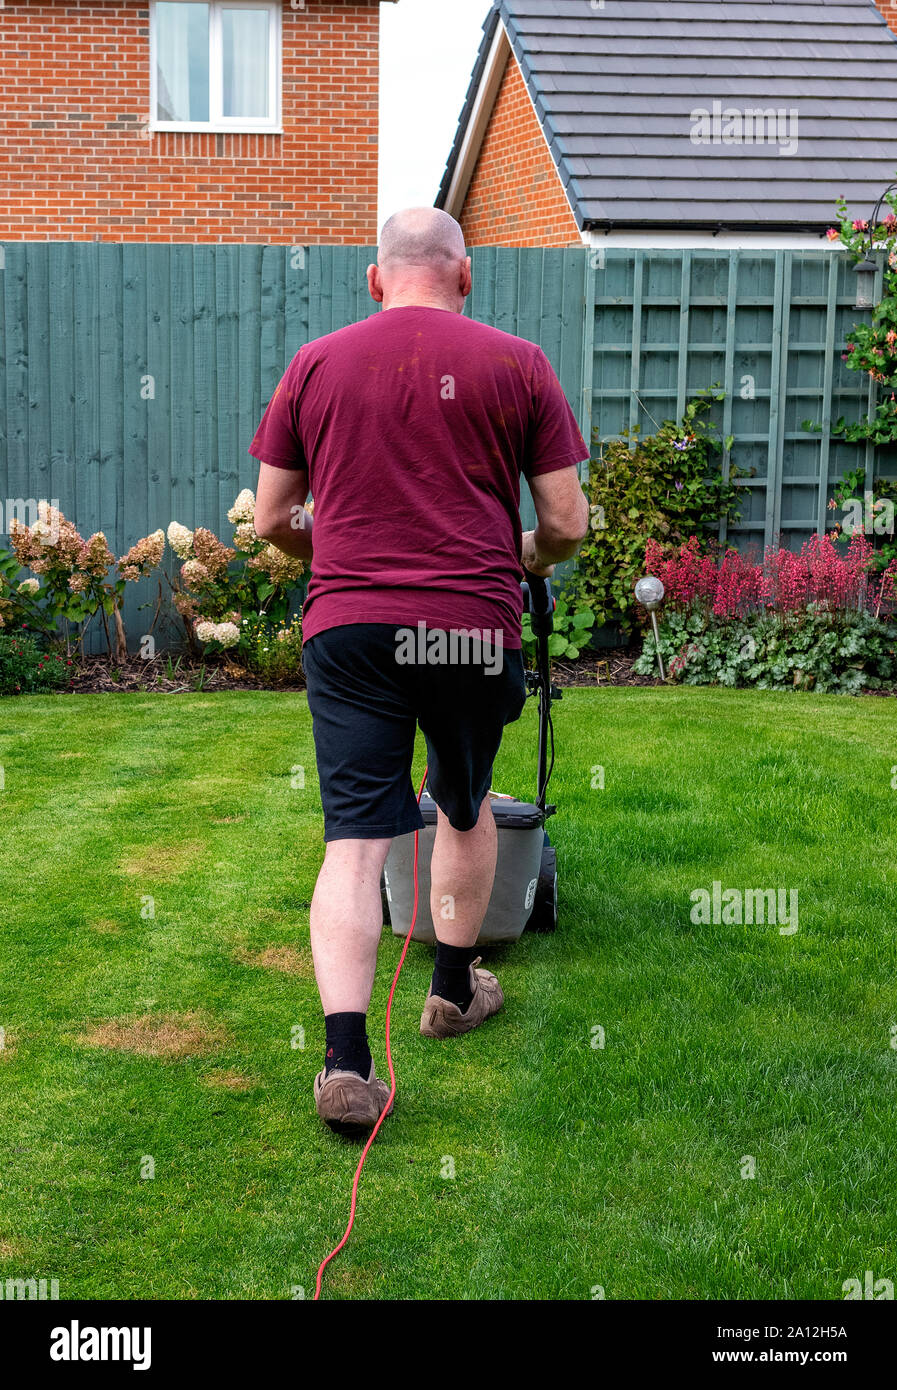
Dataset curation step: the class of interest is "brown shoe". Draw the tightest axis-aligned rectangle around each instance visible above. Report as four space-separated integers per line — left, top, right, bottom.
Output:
420 956 504 1039
314 1061 393 1137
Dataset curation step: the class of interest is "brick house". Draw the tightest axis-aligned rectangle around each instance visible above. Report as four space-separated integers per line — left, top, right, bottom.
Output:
437 0 897 250
0 0 396 243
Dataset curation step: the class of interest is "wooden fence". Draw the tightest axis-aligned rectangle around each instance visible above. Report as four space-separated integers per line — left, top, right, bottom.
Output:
0 242 883 650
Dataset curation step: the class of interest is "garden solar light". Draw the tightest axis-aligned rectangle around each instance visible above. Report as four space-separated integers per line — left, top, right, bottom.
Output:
635 574 666 680
635 575 664 611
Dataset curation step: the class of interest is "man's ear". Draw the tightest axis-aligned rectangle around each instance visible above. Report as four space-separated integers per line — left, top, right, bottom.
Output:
367 263 384 303
460 255 472 300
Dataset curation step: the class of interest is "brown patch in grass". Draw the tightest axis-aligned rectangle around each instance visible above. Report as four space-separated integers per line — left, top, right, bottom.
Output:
211 814 248 824
119 842 205 878
90 918 121 935
234 945 311 977
0 1031 16 1059
330 1263 382 1296
58 751 86 759
252 908 298 928
0 1238 26 1259
78 1012 226 1060
201 1069 258 1092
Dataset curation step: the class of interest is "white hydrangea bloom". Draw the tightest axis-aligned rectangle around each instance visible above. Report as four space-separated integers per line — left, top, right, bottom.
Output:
36 500 64 530
227 489 256 524
17 578 40 595
214 621 241 649
167 521 194 559
29 502 65 547
233 521 258 551
195 620 218 643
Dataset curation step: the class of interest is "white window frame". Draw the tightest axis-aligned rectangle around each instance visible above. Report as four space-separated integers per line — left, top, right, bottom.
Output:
149 0 282 134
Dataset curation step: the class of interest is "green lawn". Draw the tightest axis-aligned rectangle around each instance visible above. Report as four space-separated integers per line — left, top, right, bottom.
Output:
1 686 895 1300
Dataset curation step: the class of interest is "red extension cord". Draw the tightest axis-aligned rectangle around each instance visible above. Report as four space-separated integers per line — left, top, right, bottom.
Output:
313 765 429 1300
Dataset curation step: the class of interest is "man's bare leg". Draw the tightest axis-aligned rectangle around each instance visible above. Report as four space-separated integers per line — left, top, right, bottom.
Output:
310 837 391 1014
310 837 395 1127
429 794 497 948
423 794 504 1027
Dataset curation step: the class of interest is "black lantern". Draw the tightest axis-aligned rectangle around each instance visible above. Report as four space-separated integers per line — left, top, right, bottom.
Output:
853 257 880 311
851 182 897 311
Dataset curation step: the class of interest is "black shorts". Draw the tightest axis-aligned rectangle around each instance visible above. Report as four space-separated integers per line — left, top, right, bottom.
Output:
302 623 527 841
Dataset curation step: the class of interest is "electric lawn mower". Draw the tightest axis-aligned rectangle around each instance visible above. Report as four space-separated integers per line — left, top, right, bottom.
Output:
381 568 562 943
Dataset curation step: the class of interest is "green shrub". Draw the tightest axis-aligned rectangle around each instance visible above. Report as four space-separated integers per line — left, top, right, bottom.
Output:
168 490 307 658
634 606 897 695
566 393 743 636
240 614 304 684
8 510 165 656
0 633 72 695
522 595 595 662
0 549 57 637
826 465 897 575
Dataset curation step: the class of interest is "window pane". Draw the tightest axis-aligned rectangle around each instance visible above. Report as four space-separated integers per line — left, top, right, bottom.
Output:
156 2 210 122
222 8 269 119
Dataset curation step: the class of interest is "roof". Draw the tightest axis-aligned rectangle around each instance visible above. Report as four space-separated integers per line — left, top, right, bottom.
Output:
435 0 897 233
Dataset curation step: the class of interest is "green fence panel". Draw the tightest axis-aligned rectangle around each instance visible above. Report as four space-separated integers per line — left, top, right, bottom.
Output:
3 242 887 652
0 243 591 651
588 247 885 555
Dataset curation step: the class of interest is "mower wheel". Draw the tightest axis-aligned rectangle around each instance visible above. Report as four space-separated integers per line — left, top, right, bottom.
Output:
525 841 557 933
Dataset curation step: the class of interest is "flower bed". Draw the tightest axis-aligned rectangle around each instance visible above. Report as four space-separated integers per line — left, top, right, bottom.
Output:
634 534 897 694
0 489 309 686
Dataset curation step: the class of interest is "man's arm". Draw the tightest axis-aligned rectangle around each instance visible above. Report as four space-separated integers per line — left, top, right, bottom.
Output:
254 461 314 562
521 465 590 577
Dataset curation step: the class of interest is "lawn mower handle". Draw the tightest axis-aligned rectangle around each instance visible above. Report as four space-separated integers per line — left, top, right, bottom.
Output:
521 568 558 815
521 568 555 637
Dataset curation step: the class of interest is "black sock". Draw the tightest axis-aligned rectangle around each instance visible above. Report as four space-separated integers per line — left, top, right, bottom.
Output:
324 1012 372 1076
430 943 478 1013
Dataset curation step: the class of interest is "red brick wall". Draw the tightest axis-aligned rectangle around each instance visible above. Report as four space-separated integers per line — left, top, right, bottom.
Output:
874 0 897 35
0 0 382 242
459 49 580 248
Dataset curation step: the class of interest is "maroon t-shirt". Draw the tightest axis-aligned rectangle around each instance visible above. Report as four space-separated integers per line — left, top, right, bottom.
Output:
247 306 589 649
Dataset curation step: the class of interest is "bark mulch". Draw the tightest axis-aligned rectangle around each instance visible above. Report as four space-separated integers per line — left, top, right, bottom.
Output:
59 650 897 697
64 647 659 695
65 653 306 695
549 649 661 688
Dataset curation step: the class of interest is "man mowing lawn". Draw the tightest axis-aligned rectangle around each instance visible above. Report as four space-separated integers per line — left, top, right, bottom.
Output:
249 207 589 1134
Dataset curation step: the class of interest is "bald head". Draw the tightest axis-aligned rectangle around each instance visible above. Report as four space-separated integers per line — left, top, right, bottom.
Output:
367 207 472 313
378 207 466 270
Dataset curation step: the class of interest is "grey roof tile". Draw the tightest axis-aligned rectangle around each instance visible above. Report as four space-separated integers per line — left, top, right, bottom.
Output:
435 0 897 231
